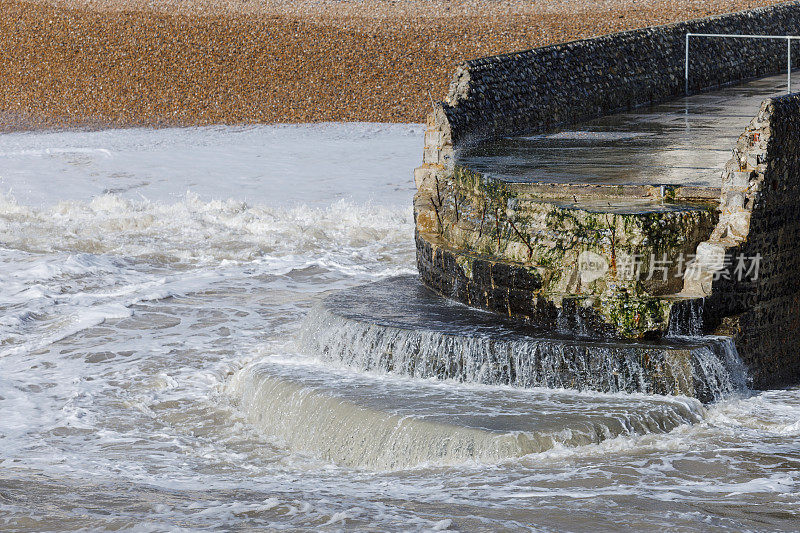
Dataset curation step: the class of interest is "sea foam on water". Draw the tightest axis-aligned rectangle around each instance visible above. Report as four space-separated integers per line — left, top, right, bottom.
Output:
0 125 797 531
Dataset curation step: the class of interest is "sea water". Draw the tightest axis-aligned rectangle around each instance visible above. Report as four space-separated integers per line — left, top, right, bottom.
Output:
0 124 798 531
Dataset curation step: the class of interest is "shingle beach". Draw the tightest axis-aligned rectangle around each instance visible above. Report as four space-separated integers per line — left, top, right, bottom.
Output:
0 0 785 130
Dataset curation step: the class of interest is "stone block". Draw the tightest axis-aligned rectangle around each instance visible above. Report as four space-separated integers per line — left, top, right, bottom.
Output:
414 166 434 189
724 170 753 189
723 190 745 210
423 147 440 165
725 211 751 239
694 241 727 272
424 129 443 148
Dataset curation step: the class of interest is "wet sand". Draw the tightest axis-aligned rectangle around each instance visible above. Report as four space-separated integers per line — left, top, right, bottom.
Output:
0 0 786 130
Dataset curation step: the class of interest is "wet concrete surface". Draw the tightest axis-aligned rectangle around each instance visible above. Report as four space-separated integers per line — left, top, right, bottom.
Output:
457 73 793 187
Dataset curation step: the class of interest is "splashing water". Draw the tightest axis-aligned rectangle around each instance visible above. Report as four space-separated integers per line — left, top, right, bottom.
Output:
0 125 798 531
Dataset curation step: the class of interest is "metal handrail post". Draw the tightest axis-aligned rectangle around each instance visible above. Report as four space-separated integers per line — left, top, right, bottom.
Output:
685 33 800 97
788 36 792 94
685 33 690 95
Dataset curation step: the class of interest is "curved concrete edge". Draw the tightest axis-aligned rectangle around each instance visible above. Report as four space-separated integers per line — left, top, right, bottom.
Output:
413 163 719 338
415 228 734 342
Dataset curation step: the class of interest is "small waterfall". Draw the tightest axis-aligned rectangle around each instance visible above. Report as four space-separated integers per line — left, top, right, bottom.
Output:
689 336 749 402
298 305 745 402
667 298 705 337
228 363 544 469
227 360 705 470
297 277 748 403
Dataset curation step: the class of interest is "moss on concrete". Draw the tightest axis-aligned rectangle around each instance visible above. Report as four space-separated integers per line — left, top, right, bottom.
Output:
416 164 718 339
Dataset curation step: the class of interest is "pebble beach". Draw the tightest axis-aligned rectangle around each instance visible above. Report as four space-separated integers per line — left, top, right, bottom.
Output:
0 0 786 129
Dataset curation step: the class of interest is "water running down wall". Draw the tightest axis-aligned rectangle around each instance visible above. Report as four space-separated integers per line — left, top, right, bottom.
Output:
298 277 749 402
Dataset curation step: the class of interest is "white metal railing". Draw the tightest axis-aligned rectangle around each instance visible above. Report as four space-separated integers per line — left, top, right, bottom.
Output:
685 33 800 95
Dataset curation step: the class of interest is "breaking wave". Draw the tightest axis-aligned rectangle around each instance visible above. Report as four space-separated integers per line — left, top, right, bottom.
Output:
0 192 415 359
0 191 415 271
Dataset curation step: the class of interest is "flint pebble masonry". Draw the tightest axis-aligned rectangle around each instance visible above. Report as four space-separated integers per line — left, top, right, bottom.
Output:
413 3 800 392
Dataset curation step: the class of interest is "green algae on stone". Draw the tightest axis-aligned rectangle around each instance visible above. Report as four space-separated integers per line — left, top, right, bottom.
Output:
597 291 672 338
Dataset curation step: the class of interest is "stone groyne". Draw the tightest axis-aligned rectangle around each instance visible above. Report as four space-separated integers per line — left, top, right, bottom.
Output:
433 2 800 145
414 3 800 391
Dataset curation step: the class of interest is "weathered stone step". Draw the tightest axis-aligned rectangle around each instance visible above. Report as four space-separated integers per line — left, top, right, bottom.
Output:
298 275 746 402
416 231 707 339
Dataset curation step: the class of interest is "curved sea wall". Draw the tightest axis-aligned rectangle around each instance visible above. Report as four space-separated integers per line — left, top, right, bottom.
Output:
413 3 800 390
436 2 800 147
416 2 800 182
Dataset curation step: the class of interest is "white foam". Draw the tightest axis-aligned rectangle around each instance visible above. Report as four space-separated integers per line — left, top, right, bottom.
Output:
0 191 414 267
0 123 797 531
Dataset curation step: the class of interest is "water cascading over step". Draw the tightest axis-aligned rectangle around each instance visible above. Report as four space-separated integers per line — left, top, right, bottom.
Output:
297 276 747 403
227 357 706 469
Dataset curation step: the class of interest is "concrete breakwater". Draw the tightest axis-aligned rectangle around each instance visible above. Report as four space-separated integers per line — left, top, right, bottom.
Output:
413 3 800 393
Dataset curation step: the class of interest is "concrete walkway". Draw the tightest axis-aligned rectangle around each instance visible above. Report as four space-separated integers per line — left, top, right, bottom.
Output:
457 73 792 187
